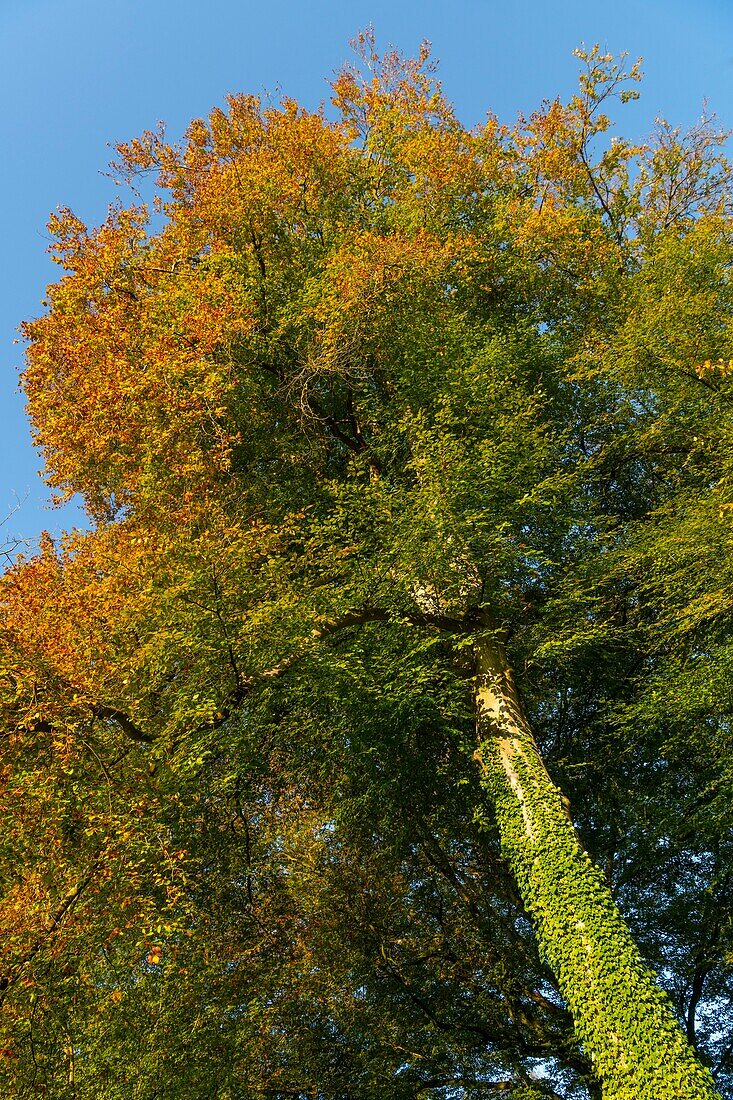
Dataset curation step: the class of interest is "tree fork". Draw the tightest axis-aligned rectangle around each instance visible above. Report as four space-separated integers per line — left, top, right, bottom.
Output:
473 631 720 1099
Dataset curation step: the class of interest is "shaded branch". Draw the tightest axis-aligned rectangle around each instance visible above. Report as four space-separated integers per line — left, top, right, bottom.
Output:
92 705 155 744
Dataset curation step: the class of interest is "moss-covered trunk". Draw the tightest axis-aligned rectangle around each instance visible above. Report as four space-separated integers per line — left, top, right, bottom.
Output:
473 634 719 1099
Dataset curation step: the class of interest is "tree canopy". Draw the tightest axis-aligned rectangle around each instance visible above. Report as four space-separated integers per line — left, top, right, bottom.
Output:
3 33 733 1098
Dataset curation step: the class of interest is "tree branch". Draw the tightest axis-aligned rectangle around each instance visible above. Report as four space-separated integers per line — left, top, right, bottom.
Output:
92 705 155 744
0 862 98 1004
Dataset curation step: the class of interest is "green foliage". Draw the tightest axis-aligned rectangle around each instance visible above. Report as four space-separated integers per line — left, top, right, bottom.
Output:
2 34 733 1099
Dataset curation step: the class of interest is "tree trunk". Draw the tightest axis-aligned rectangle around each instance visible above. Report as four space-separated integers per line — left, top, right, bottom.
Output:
473 633 720 1099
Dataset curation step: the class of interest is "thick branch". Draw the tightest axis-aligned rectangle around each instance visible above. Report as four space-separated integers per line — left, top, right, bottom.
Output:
256 607 466 684
92 705 154 744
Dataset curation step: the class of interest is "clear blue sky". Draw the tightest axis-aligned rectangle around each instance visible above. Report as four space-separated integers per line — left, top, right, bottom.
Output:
2 0 732 544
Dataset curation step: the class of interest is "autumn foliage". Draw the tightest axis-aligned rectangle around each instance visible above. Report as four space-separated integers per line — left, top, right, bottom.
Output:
2 33 733 1098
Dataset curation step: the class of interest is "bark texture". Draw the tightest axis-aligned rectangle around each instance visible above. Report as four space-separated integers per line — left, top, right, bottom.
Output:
474 634 720 1099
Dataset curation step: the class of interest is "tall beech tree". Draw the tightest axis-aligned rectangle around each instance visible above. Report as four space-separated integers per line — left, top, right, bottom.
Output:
3 35 733 1097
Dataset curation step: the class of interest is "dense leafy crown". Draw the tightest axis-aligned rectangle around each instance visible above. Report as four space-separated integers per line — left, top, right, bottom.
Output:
2 33 733 1098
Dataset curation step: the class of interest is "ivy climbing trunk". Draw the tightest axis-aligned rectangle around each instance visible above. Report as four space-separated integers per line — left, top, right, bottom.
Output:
473 633 720 1099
